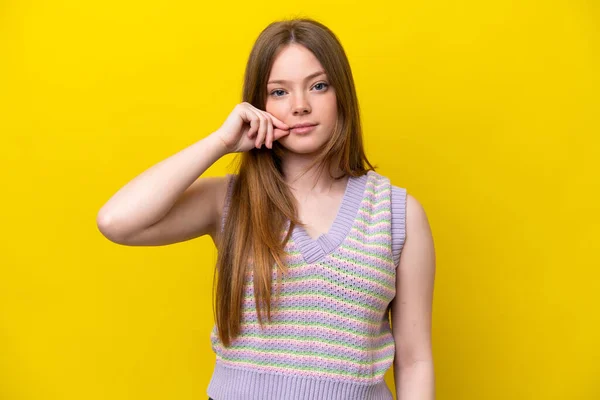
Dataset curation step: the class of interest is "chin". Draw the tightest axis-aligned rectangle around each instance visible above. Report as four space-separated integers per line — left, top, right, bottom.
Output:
278 144 321 155
277 137 328 155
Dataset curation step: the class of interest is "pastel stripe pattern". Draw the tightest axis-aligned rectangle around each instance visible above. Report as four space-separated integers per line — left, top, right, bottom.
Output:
208 171 407 400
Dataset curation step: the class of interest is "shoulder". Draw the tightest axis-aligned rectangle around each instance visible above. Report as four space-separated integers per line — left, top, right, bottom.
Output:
403 192 434 256
382 174 422 224
385 176 432 248
406 193 428 227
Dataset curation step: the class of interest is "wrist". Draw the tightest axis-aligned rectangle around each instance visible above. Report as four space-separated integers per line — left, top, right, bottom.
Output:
205 130 231 157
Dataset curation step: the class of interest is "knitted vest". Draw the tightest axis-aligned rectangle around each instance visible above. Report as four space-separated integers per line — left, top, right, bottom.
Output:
207 170 407 400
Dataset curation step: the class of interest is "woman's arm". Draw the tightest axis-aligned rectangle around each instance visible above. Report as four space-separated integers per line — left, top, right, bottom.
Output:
96 133 228 245
390 193 436 400
96 102 289 247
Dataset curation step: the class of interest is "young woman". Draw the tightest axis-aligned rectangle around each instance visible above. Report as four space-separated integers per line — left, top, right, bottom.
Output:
97 18 436 400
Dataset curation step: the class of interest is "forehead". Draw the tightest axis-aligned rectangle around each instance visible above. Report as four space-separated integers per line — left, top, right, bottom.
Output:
268 44 325 81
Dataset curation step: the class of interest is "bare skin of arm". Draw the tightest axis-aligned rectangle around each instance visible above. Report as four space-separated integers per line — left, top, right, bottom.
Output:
96 102 290 248
390 193 437 400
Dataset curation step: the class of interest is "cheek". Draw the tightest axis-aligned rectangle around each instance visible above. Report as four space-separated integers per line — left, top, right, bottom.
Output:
265 102 285 119
323 95 337 121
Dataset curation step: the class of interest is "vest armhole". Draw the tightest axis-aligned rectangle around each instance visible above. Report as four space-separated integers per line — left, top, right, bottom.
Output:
391 185 407 267
220 174 237 234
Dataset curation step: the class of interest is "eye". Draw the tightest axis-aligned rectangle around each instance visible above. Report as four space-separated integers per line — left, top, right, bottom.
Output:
313 82 329 91
270 89 286 97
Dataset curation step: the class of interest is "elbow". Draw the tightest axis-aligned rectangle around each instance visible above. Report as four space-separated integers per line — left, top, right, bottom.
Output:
393 338 434 369
394 350 435 370
96 212 127 244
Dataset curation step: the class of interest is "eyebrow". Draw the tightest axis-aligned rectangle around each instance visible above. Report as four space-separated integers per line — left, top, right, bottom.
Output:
267 70 327 85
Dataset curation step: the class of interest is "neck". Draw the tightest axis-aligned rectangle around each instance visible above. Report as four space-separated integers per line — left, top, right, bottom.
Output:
281 151 346 195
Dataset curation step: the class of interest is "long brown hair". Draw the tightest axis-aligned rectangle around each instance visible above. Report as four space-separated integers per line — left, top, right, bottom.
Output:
213 17 376 347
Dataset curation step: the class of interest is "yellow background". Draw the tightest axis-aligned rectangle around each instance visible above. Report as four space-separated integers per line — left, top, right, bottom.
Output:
1 1 598 399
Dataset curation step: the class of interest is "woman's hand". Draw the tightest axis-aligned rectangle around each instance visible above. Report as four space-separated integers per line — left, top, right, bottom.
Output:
213 102 290 153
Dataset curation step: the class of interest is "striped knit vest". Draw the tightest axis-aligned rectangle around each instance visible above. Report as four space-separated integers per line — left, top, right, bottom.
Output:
208 170 407 400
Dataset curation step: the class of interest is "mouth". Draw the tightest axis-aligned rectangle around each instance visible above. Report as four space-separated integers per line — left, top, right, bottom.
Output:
290 123 318 134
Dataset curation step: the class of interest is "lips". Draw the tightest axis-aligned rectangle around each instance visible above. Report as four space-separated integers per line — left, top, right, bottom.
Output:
290 123 318 129
290 123 318 134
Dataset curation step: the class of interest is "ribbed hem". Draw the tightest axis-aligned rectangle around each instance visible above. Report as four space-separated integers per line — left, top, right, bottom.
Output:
207 360 393 400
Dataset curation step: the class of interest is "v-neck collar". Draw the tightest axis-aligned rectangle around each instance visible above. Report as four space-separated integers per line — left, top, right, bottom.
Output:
290 172 370 264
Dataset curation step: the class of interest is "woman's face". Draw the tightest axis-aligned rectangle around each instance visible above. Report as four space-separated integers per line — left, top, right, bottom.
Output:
265 44 337 155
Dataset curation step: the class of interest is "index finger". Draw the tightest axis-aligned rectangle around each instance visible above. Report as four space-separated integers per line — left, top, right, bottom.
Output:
265 112 289 130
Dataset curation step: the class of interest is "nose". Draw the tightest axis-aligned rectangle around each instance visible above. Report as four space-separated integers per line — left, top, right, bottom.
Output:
292 93 311 115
